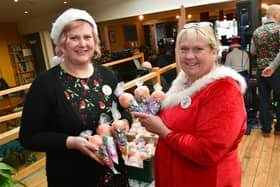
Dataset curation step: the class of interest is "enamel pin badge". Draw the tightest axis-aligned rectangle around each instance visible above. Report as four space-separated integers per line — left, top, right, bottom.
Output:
180 96 191 109
102 85 112 96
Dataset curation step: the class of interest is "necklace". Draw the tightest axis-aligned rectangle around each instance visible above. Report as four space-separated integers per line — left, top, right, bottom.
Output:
60 62 94 78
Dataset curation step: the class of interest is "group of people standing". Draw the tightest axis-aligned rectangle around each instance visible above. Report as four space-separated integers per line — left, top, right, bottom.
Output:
18 4 280 187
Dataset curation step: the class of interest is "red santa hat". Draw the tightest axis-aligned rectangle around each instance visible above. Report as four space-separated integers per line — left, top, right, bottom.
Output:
230 37 241 48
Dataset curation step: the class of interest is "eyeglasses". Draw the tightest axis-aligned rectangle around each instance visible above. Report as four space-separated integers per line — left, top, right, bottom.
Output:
184 22 213 29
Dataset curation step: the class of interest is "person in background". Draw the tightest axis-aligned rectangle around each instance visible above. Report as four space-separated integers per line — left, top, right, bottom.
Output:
225 36 250 78
262 53 280 77
19 8 131 187
133 22 247 187
156 47 177 85
218 49 228 65
141 61 153 69
139 61 170 92
251 4 280 137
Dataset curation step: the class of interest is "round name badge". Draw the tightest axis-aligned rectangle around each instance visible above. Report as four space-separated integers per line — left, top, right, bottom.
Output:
102 85 112 96
180 96 191 109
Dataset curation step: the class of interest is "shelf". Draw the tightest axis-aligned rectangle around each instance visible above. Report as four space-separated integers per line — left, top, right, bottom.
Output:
9 43 36 85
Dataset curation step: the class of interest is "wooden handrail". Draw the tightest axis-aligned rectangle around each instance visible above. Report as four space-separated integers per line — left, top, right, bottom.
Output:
0 111 22 123
124 72 158 90
0 127 20 145
102 53 144 67
158 63 176 74
0 83 31 97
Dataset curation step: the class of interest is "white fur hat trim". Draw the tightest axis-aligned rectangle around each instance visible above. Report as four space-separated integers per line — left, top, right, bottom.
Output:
50 8 98 45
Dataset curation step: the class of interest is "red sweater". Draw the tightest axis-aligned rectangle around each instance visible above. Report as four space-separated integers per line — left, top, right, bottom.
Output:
155 75 246 187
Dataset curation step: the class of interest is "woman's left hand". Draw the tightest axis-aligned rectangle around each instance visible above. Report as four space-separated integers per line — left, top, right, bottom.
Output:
66 136 104 165
132 112 171 139
262 66 275 77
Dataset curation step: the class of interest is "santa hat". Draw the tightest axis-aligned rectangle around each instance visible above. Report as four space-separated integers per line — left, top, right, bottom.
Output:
230 37 241 48
50 8 98 45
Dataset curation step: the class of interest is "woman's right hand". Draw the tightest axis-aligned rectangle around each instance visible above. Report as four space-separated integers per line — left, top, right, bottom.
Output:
66 136 104 165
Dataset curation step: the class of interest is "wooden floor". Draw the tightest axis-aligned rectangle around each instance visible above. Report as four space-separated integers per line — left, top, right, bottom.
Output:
19 127 280 187
239 127 280 187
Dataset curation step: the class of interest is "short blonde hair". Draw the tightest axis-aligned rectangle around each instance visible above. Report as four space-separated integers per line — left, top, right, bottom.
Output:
57 20 101 59
175 25 220 57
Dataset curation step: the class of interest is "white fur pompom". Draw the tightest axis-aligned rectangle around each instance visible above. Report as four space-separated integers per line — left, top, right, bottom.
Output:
51 56 63 66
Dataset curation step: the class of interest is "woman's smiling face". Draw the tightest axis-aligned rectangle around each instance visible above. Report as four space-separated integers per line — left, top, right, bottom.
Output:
63 21 95 65
179 35 218 82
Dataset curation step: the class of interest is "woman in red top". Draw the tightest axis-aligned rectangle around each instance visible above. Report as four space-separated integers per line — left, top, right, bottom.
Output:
133 22 247 187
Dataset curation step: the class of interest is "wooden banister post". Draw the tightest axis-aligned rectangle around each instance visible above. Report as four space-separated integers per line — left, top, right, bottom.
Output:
176 5 186 73
152 67 161 85
140 52 144 64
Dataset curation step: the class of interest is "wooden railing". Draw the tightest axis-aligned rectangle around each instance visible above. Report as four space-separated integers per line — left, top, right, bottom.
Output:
0 53 176 181
124 63 176 90
102 53 144 67
0 84 31 145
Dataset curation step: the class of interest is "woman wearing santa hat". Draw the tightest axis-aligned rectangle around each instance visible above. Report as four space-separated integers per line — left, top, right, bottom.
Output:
19 8 131 187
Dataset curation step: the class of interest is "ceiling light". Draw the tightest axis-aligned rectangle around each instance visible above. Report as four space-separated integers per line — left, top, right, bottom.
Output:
139 15 144 20
24 10 29 14
64 1 68 4
14 0 19 2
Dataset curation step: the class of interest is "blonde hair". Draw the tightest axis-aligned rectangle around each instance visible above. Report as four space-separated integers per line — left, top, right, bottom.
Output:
57 20 101 59
176 25 220 50
266 4 280 20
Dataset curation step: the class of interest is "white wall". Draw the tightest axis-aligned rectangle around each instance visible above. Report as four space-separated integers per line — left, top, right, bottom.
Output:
18 0 232 35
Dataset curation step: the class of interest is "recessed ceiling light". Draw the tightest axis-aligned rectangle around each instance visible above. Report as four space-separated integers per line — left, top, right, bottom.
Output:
139 15 144 20
24 10 29 14
14 0 19 2
64 1 68 4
